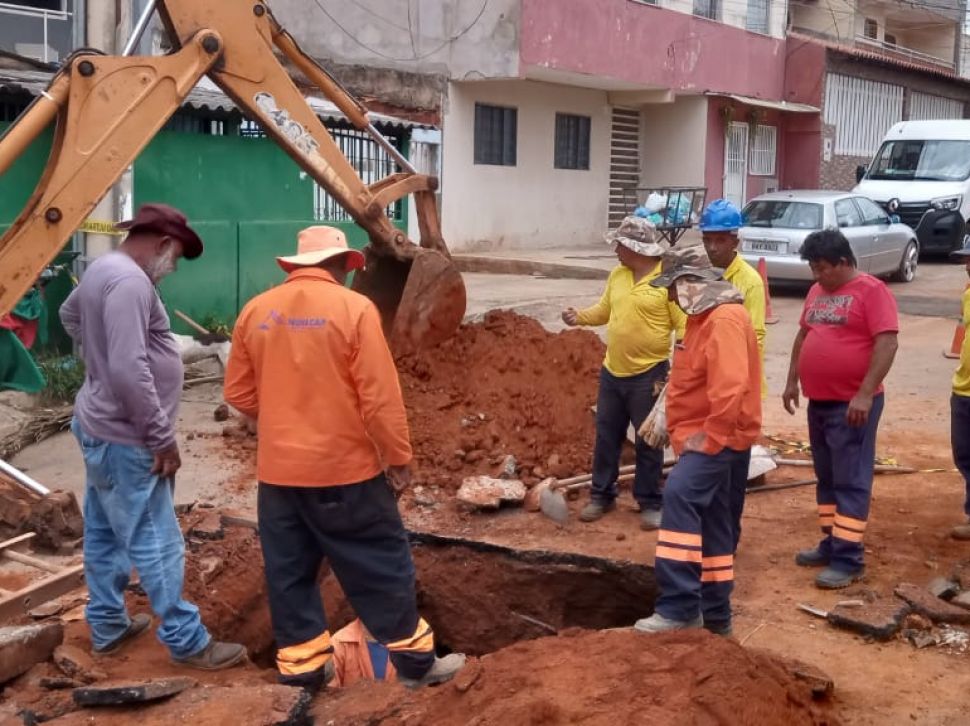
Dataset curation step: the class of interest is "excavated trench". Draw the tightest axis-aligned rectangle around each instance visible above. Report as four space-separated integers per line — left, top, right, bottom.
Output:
177 520 657 666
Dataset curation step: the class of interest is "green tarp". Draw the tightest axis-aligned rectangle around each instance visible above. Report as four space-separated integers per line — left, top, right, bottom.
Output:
0 328 45 393
0 289 48 393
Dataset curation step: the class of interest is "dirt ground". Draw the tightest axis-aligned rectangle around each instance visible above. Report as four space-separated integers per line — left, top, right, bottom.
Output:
3 258 970 724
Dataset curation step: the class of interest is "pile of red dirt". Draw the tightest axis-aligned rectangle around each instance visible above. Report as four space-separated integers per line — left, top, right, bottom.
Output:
313 628 841 725
397 310 605 487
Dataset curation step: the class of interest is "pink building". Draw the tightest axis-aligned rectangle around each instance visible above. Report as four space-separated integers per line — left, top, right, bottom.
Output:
270 0 970 249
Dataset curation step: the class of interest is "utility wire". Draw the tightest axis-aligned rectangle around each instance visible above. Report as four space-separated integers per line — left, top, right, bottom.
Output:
313 0 489 62
345 0 411 33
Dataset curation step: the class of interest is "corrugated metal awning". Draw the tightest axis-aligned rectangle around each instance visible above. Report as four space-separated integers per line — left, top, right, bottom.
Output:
0 69 426 130
706 92 819 114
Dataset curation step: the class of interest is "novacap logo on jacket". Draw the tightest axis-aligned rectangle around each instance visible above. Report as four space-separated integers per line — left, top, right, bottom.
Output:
258 310 327 331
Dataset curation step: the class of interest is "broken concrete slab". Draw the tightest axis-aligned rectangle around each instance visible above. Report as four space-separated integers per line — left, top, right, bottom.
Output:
0 622 64 684
53 645 107 684
927 577 959 601
53 684 310 725
895 583 970 625
188 511 224 540
72 677 196 706
905 630 939 649
827 598 910 641
457 476 526 511
29 601 64 620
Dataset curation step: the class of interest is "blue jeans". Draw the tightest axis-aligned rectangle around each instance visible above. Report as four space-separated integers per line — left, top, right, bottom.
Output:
72 419 209 659
591 364 668 510
807 395 884 573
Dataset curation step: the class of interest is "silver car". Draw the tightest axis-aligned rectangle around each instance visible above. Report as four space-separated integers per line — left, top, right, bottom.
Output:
739 191 919 283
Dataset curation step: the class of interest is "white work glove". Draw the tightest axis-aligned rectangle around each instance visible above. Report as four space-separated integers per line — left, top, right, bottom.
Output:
638 384 668 449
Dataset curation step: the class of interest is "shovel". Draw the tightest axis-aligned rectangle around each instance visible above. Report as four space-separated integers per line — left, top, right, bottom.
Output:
537 469 636 523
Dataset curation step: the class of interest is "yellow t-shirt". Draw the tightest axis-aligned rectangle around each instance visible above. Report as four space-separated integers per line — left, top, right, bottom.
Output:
576 263 685 377
953 286 970 397
724 254 767 396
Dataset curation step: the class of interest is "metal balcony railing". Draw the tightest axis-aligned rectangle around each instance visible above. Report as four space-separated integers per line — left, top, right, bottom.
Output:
855 35 954 70
0 2 72 64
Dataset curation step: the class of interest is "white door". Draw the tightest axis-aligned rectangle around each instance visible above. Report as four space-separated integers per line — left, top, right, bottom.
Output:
724 122 748 207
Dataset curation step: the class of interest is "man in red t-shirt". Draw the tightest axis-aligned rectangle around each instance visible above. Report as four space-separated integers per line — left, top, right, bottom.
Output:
783 229 899 589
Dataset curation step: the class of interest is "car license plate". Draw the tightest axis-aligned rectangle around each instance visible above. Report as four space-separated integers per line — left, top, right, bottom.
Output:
747 240 781 253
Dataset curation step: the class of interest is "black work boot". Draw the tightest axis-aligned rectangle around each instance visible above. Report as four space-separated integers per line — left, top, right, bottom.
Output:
815 567 864 590
794 548 830 568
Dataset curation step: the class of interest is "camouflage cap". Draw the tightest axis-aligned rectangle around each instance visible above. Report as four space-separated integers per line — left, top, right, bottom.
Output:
650 244 723 288
605 217 669 257
672 278 744 315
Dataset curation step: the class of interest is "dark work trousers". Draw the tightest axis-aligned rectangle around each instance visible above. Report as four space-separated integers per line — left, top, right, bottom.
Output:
730 448 753 552
590 363 668 511
257 475 434 688
952 394 970 518
808 394 884 574
654 448 750 628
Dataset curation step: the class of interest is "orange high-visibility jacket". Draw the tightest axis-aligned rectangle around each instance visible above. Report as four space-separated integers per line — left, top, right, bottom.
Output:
666 303 762 456
224 268 412 487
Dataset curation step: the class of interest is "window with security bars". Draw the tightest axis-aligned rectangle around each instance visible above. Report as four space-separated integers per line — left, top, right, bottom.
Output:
554 113 591 170
313 127 406 222
474 103 517 166
746 0 769 34
693 0 719 20
749 125 777 176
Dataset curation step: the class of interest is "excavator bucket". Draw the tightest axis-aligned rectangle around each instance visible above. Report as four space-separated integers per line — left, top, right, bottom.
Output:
353 247 466 355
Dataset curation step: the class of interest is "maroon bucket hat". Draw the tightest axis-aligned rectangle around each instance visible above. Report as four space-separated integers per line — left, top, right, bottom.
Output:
115 203 204 260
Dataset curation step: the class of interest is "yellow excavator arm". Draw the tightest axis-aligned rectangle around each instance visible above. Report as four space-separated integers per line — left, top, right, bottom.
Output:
0 0 465 352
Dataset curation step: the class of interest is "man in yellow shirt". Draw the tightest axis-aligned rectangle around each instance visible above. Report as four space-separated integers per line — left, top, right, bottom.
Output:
563 217 685 530
950 244 970 539
700 199 767 397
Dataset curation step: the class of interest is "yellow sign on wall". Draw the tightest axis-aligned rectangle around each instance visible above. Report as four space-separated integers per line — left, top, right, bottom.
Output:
78 220 125 236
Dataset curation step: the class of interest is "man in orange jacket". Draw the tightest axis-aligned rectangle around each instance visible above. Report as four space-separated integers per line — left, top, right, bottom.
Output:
633 246 762 637
224 226 464 692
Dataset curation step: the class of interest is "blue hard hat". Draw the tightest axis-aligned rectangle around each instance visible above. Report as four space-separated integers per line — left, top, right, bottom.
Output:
698 199 743 232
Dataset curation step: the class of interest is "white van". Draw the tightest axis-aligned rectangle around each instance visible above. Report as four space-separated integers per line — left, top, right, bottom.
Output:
854 120 970 254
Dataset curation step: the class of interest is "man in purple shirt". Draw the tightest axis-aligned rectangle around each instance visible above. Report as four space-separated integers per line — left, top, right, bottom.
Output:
60 204 244 669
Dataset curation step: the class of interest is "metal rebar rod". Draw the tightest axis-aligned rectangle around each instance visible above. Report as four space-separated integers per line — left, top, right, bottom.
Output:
0 458 50 497
367 122 417 174
122 0 158 56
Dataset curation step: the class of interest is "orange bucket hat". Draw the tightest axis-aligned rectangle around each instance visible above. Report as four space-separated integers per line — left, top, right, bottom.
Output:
276 226 366 273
